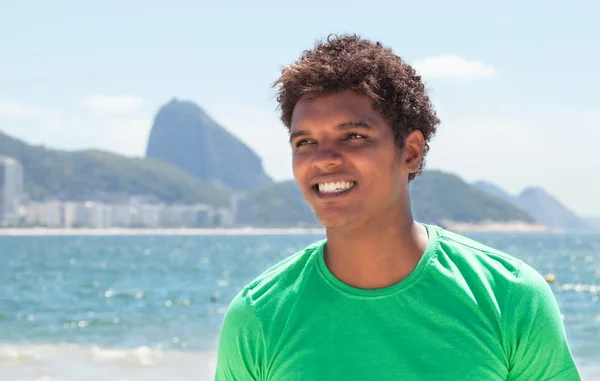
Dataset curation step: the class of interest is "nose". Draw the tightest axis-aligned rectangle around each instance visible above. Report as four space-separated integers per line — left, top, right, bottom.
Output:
311 143 343 170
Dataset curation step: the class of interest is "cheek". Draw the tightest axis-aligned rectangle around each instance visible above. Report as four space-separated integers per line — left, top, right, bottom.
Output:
354 149 390 175
355 148 402 184
291 152 309 181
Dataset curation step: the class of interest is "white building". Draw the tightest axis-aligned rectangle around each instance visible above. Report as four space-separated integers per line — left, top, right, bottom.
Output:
194 204 216 226
133 204 161 227
63 202 80 228
41 201 63 228
112 204 134 227
23 202 43 226
19 197 230 228
214 208 234 227
0 156 24 226
23 201 62 227
83 202 113 229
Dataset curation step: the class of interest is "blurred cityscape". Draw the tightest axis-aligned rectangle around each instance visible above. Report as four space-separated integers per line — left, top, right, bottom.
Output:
0 156 233 228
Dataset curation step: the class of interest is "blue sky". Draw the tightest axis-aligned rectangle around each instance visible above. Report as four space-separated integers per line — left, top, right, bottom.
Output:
1 0 599 215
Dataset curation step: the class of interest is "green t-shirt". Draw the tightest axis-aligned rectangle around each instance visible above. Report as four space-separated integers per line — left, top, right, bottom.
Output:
214 224 581 380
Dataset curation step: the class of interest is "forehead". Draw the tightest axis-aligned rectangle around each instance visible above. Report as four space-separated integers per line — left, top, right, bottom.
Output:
290 91 382 131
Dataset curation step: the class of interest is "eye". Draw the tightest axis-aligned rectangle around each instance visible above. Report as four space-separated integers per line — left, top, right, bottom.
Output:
344 133 367 140
294 139 315 148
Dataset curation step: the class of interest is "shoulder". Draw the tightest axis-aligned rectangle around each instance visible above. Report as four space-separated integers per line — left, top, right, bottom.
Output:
434 225 552 289
429 225 556 319
432 225 525 282
246 239 325 302
430 225 558 326
225 239 325 322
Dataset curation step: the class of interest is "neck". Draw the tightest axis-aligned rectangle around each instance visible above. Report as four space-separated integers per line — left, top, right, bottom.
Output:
324 203 429 290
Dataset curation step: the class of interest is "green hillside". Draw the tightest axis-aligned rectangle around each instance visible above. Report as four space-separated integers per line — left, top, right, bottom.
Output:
234 170 536 227
235 180 318 227
0 97 542 229
410 171 535 224
473 181 590 231
0 130 231 207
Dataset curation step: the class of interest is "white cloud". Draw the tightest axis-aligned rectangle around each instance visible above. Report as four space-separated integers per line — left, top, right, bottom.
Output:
413 55 495 79
63 115 152 157
0 99 46 119
81 94 143 115
0 98 151 158
100 118 152 156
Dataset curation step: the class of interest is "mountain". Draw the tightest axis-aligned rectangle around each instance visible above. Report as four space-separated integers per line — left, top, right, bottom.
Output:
235 180 318 227
473 181 590 231
470 181 513 204
585 216 600 230
0 130 231 206
235 170 535 227
410 171 535 225
146 99 272 190
0 95 566 230
516 187 590 231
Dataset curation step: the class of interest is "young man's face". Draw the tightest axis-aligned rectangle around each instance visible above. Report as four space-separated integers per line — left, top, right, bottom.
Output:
290 90 422 229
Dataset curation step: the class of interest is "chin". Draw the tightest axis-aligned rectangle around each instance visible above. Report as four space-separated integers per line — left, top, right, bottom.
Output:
318 218 348 229
315 210 361 230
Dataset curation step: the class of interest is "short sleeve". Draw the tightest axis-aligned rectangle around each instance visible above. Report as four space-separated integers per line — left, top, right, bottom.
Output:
214 290 265 381
504 263 581 380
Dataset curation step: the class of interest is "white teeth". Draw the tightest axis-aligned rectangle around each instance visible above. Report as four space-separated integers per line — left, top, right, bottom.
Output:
318 181 355 193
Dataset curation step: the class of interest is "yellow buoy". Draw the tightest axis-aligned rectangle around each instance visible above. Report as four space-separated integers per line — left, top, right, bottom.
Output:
545 273 556 283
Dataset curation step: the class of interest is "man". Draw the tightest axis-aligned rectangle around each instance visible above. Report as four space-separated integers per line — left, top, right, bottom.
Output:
214 35 581 380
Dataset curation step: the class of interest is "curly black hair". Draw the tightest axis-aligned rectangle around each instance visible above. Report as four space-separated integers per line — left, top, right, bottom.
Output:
273 34 440 180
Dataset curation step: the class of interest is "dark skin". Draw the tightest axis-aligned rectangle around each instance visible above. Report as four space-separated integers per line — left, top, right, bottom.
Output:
290 90 429 290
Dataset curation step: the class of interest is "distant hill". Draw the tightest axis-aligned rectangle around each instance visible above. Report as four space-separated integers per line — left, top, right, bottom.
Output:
0 130 231 206
585 216 600 230
146 99 272 190
473 181 590 231
0 95 567 230
470 181 514 204
411 171 535 225
235 180 318 227
235 170 535 227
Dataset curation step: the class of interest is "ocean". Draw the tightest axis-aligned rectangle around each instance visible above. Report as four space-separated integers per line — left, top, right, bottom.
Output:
0 231 599 380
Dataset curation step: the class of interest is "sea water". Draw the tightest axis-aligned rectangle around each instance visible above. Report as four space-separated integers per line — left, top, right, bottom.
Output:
0 232 599 380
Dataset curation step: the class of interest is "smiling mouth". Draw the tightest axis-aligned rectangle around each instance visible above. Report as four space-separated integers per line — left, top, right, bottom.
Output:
312 181 356 196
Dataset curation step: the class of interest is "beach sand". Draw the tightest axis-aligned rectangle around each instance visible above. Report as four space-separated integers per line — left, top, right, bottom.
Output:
0 221 551 236
0 227 327 236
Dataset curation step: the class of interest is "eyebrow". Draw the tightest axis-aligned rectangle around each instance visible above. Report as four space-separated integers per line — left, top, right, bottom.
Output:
289 121 373 143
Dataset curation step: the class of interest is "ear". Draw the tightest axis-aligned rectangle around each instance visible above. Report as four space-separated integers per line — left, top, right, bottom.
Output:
403 130 425 174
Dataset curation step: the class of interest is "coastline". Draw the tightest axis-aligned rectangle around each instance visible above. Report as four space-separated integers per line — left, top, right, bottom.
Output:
441 220 549 233
0 227 327 236
0 221 550 236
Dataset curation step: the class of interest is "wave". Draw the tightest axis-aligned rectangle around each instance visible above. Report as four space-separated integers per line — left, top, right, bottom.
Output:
581 367 600 381
2 342 599 381
556 283 600 294
0 343 216 381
